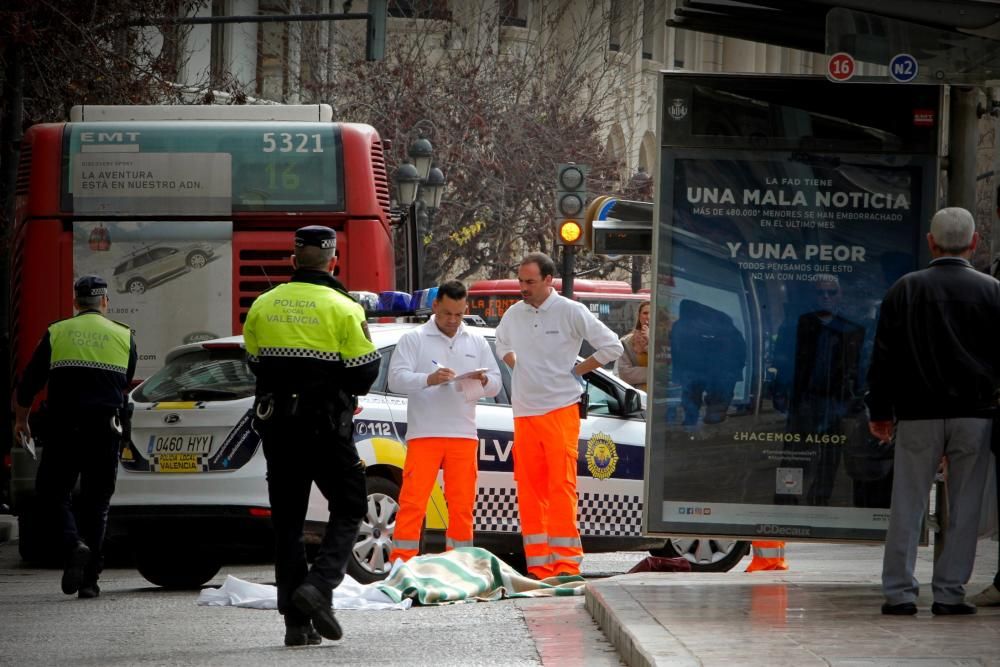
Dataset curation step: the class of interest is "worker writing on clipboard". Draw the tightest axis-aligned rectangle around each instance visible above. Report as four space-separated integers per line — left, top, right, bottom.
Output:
387 281 502 561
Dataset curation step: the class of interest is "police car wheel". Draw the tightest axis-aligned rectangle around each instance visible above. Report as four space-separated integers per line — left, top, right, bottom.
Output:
349 475 400 584
649 538 750 572
135 541 222 589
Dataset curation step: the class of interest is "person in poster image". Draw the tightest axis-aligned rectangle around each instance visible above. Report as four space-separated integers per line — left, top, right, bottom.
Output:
868 207 1000 616
669 299 746 429
771 275 866 505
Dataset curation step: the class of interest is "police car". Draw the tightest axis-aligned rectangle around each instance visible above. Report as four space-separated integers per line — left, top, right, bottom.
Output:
109 321 749 588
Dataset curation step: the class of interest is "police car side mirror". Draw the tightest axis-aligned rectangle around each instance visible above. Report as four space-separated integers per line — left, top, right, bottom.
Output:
624 388 643 416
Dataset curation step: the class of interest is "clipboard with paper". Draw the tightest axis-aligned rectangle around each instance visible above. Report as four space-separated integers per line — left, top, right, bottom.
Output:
446 368 489 383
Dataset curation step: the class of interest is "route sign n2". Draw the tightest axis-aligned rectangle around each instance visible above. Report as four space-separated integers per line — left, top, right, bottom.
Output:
889 53 918 83
827 52 856 82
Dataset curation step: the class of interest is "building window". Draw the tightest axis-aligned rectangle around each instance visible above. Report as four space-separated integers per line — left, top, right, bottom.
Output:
641 0 655 60
499 0 527 27
210 0 227 88
673 26 685 68
256 3 288 101
388 0 451 20
608 0 622 52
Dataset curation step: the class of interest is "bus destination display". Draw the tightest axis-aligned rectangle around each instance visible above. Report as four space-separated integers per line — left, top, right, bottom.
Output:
65 122 344 215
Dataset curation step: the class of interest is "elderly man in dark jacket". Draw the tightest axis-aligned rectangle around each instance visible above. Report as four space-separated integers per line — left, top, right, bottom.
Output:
867 207 1000 616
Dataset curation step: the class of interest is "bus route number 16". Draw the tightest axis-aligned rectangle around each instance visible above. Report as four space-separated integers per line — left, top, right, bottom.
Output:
262 132 324 153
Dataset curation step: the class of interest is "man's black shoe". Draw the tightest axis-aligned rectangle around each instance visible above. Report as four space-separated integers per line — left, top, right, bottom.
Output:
61 542 91 595
291 583 342 641
881 602 917 616
284 622 322 647
931 601 977 616
78 583 100 599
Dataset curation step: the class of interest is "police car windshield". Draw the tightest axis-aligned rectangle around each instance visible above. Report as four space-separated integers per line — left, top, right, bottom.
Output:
133 348 255 403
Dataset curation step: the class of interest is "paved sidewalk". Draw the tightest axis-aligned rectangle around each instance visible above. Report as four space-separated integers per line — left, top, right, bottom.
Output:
586 538 999 666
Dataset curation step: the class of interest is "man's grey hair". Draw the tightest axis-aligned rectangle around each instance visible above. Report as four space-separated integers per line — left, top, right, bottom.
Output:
294 245 336 270
75 296 103 310
930 207 975 253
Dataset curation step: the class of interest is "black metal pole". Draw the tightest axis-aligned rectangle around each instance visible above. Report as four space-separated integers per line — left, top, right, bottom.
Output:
561 246 575 299
631 255 643 292
406 200 421 293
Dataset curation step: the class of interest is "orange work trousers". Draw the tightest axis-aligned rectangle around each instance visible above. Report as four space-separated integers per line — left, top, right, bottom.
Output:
513 403 583 578
389 437 478 562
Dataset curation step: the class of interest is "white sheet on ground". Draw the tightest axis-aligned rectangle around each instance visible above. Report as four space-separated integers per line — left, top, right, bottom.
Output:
196 574 412 610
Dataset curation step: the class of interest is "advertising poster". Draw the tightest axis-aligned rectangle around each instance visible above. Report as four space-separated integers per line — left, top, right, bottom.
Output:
646 151 930 540
73 221 233 379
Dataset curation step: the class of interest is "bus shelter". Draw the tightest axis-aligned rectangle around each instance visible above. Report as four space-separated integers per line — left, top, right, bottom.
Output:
644 73 942 542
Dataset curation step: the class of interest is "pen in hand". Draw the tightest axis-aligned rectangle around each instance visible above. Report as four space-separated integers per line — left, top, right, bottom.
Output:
428 359 455 386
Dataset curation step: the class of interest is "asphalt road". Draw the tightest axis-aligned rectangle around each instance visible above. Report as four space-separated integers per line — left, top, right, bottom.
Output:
0 529 646 666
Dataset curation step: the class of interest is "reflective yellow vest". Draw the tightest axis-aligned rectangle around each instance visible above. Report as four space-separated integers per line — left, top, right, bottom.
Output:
48 312 132 373
244 281 376 364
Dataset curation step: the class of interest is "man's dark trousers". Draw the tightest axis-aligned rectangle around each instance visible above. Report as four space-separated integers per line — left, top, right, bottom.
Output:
259 409 367 622
34 411 120 580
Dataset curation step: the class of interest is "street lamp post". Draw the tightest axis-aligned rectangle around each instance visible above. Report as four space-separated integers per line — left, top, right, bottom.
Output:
393 135 445 293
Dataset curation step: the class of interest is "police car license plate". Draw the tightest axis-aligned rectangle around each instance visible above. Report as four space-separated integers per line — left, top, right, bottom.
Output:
149 434 214 455
154 453 203 473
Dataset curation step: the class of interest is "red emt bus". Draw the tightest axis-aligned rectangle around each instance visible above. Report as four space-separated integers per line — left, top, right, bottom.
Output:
12 104 392 383
9 105 393 550
468 278 648 337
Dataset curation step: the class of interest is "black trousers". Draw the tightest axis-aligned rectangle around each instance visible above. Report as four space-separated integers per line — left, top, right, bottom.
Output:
258 409 367 622
34 413 120 582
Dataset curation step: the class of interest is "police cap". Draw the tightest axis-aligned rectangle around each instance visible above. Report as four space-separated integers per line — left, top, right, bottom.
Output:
294 225 337 250
74 275 108 298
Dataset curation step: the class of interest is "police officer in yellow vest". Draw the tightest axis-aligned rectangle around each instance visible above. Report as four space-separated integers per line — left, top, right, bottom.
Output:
244 225 380 647
14 275 137 599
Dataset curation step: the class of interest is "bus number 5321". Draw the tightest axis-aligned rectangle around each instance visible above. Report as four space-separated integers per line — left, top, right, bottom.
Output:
262 132 324 153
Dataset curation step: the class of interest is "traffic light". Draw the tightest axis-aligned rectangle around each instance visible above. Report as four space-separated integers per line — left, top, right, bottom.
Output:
555 163 588 246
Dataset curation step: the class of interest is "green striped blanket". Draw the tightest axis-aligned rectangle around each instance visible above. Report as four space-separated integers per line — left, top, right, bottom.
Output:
376 547 585 605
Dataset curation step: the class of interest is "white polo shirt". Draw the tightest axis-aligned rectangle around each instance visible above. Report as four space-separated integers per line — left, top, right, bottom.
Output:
387 318 502 441
495 289 623 417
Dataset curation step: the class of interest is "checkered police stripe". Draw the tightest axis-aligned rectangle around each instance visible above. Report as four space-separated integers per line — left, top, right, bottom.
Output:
257 347 341 361
51 359 128 373
578 492 642 537
345 350 381 367
473 487 643 537
474 487 520 533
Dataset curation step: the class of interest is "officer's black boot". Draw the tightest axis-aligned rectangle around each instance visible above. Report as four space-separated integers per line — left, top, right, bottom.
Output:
61 542 91 595
291 582 342 641
284 618 322 646
78 582 101 599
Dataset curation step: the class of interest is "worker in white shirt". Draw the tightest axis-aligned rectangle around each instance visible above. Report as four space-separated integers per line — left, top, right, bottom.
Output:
495 252 624 579
387 280 502 561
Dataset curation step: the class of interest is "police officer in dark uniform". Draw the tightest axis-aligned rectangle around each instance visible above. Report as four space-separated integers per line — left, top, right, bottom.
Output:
244 225 380 647
14 275 137 599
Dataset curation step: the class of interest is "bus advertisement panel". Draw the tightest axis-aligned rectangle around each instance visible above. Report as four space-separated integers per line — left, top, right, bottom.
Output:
73 221 232 377
645 74 941 543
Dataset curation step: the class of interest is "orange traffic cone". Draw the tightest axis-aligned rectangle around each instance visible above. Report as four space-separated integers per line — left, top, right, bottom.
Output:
745 541 788 572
